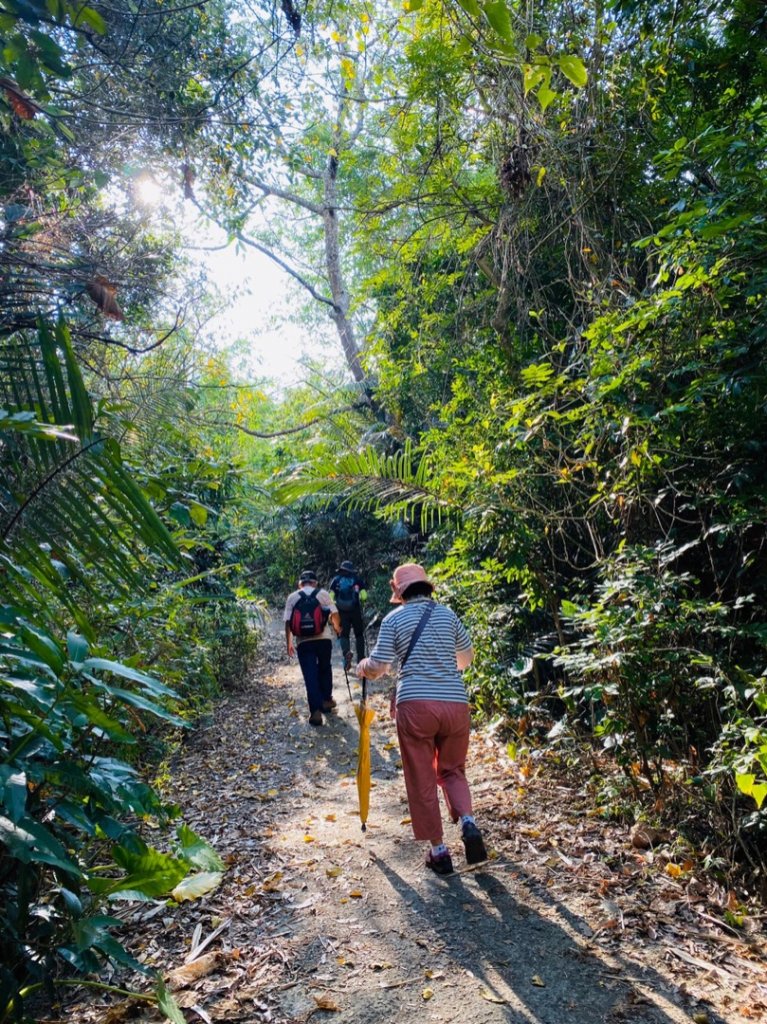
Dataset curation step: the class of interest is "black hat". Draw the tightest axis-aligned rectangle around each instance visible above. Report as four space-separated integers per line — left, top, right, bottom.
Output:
299 569 318 584
338 560 355 573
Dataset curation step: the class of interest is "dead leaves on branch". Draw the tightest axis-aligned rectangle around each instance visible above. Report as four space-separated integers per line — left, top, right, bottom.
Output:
0 77 43 120
86 274 124 320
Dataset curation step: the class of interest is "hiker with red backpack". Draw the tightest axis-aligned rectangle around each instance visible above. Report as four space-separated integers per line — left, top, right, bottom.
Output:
329 560 367 670
284 570 341 726
356 563 487 875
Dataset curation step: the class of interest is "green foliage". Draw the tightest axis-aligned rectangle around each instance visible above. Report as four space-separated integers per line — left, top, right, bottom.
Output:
0 322 238 1014
274 440 449 533
0 321 178 619
3 0 767 1011
265 0 767 889
0 595 231 1013
0 5 263 1008
554 546 747 787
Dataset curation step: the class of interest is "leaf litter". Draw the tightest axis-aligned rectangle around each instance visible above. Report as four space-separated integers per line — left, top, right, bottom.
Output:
59 623 766 1024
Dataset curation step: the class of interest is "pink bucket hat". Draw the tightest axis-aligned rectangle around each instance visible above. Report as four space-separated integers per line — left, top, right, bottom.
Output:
390 563 434 603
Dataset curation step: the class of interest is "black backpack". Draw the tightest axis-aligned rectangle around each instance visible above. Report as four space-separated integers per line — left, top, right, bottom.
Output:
290 588 328 638
334 575 357 612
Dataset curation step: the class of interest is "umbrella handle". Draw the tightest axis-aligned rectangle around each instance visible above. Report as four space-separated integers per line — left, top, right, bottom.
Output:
362 677 368 705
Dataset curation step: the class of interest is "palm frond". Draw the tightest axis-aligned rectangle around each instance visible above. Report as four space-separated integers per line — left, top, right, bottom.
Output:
0 318 178 617
272 439 458 533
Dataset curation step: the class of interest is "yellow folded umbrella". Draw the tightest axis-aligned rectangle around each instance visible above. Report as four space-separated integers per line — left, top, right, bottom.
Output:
355 680 376 832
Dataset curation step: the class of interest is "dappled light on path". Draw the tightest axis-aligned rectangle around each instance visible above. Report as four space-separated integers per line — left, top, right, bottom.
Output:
64 629 760 1023
147 630 722 1024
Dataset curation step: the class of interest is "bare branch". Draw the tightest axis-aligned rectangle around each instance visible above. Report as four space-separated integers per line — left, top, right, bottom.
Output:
240 175 324 216
193 402 367 438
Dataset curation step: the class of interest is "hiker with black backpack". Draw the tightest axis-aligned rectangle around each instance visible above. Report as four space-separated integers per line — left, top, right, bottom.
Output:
356 563 488 876
329 560 367 670
284 570 341 726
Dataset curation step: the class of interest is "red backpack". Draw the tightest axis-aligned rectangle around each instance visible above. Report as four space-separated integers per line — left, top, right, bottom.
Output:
290 588 328 638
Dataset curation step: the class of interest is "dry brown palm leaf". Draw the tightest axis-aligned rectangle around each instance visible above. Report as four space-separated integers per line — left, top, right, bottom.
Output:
86 274 124 320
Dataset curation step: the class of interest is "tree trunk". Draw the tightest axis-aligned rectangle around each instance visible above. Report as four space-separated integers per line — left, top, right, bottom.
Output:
323 152 364 383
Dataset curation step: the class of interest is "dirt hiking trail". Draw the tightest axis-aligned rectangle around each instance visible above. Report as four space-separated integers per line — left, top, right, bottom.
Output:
67 622 766 1024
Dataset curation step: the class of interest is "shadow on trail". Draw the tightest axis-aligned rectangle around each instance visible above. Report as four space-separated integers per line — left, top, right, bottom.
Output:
371 855 723 1024
268 646 722 1024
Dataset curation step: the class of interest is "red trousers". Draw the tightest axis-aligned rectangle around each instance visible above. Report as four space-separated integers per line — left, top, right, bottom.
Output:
395 700 473 841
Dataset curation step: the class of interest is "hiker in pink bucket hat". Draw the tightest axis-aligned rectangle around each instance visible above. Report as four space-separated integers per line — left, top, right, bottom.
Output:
357 562 487 876
388 562 430 603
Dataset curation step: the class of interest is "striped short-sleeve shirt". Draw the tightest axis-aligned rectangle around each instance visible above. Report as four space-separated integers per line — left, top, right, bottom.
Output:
369 598 472 705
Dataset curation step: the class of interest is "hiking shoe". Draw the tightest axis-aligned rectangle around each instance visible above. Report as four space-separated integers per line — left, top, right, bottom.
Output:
308 709 323 726
461 822 488 865
343 651 352 671
322 698 337 712
425 850 454 876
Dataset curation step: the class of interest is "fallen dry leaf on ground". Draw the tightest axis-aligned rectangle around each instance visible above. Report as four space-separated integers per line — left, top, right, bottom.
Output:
171 871 223 902
166 951 221 990
313 993 341 1011
481 988 507 1003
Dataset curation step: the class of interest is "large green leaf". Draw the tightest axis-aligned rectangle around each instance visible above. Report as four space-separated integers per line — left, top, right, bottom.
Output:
0 767 27 823
66 630 89 664
15 620 65 673
537 83 556 111
87 841 188 898
56 317 93 441
76 6 107 34
0 814 82 876
176 824 225 871
523 63 548 95
66 692 135 743
557 53 588 88
736 772 767 809
481 0 513 42
82 658 178 697
94 684 186 728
